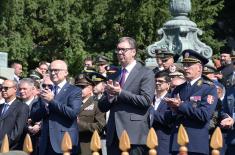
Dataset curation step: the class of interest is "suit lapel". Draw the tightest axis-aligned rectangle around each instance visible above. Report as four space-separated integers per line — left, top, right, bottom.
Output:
28 98 38 112
0 104 4 117
123 62 141 89
54 83 70 101
0 99 18 120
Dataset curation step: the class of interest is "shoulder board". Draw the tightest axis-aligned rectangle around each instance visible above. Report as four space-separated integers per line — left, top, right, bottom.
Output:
201 76 214 86
203 80 214 86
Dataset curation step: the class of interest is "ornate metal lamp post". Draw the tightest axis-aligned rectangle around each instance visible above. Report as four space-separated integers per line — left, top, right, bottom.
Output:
147 0 212 60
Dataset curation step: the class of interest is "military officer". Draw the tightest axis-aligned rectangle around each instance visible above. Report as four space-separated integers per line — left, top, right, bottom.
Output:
86 72 109 155
153 49 179 74
163 49 218 155
75 74 105 155
96 56 109 77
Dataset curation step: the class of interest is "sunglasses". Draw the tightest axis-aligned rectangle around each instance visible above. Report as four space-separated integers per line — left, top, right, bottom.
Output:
0 86 15 91
42 84 54 90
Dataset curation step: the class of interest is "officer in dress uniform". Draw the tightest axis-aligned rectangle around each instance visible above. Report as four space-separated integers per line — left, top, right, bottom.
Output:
153 49 179 74
75 74 105 155
87 72 109 155
96 56 109 77
163 49 218 155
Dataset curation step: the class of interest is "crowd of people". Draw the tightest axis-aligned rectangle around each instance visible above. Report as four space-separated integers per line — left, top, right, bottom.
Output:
0 36 235 155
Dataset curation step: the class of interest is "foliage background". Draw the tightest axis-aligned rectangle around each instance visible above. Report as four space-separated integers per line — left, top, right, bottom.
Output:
0 0 233 76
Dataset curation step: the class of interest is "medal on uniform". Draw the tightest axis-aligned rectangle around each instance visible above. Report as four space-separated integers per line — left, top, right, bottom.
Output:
190 96 201 108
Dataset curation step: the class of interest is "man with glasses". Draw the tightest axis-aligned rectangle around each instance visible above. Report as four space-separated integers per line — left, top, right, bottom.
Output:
151 71 172 155
30 60 82 155
0 79 29 149
98 37 155 155
163 50 218 155
0 76 7 104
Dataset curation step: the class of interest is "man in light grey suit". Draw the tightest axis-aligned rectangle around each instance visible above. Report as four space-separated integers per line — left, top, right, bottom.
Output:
98 37 155 155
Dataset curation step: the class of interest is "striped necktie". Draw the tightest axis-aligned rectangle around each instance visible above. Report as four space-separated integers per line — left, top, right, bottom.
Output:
1 104 9 116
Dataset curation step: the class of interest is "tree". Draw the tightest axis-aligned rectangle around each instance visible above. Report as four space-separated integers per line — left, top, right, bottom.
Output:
0 0 225 76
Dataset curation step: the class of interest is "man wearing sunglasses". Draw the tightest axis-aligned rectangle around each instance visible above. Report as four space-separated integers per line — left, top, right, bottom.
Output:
151 71 172 155
163 49 218 155
0 79 29 150
30 60 82 155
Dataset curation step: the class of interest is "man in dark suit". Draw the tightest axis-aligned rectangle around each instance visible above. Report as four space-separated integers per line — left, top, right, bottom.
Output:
152 71 173 155
0 79 29 149
19 78 41 155
221 86 235 155
30 60 82 155
164 50 218 155
98 37 155 155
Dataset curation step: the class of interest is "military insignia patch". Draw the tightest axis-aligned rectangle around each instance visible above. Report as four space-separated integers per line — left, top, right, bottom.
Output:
92 75 97 81
84 104 94 110
197 80 202 86
79 74 84 79
190 96 201 102
185 52 190 58
207 95 214 104
169 65 176 73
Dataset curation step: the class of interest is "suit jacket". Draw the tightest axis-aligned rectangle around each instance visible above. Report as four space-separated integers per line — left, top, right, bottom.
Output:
98 62 155 145
222 86 235 145
165 78 218 154
151 93 172 155
0 99 29 150
30 82 82 155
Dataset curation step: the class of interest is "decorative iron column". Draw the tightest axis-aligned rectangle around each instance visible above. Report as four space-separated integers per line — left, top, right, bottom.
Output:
147 0 212 60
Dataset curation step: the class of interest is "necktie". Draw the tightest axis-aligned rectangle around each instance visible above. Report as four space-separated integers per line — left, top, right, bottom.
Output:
1 104 9 116
186 82 192 97
119 68 127 88
54 85 58 96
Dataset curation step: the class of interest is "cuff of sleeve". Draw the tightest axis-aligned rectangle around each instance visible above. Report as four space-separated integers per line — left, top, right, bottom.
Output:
178 101 189 112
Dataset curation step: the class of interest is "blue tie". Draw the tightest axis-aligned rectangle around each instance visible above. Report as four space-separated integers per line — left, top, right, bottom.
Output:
1 104 9 116
54 85 58 96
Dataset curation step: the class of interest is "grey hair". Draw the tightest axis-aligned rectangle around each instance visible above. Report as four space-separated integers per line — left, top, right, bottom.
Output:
118 37 137 51
19 78 35 88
